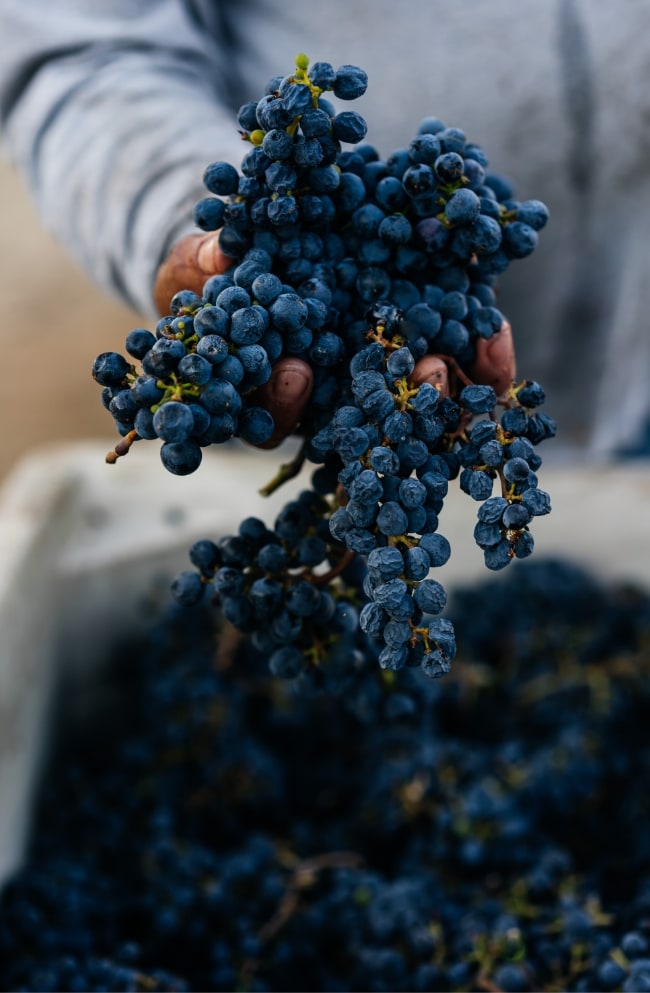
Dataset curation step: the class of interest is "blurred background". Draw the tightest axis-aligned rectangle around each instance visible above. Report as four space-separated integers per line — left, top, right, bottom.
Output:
0 158 147 483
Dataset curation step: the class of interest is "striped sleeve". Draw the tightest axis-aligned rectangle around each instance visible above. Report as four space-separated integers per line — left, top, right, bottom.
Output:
0 0 245 316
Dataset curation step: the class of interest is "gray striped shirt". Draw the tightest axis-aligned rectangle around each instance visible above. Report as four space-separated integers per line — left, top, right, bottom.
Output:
1 0 649 452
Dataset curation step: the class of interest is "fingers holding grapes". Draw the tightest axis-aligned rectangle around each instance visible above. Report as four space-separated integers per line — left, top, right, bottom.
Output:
154 232 514 448
254 359 314 449
153 232 230 318
409 354 450 397
468 318 516 396
154 233 314 448
410 319 516 400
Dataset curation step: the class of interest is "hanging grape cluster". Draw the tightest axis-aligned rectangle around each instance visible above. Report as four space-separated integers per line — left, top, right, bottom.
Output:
93 54 554 680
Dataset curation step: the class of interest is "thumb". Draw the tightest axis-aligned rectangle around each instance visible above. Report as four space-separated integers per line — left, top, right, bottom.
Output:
153 232 231 316
468 319 516 396
253 358 314 449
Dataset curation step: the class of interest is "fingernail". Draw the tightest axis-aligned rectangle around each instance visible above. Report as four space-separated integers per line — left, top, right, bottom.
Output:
197 235 220 274
410 355 449 396
269 366 312 406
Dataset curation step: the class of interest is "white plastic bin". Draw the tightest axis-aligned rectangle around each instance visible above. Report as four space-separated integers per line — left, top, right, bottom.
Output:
1 439 649 887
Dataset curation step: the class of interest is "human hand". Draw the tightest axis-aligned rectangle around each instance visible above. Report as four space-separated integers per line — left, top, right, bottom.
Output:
410 319 516 398
467 318 516 396
252 319 515 448
154 234 515 448
153 232 232 316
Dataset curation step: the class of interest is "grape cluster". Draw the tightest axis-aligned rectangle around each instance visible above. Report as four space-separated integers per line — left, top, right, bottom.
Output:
93 53 554 677
3 560 650 991
92 56 372 472
175 305 553 680
92 278 277 474
172 487 366 679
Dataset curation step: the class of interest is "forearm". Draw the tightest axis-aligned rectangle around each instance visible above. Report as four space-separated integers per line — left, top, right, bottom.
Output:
0 1 244 316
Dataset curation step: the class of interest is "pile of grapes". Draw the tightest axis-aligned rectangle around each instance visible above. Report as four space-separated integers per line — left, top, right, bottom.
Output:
2 559 650 991
92 54 554 681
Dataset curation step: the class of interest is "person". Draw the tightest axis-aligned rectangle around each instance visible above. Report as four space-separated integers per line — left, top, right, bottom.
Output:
0 0 648 455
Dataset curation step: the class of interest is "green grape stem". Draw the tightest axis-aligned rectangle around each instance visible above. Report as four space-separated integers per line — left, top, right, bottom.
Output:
258 441 308 497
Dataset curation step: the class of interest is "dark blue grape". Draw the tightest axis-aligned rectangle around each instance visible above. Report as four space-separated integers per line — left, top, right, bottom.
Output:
503 220 538 258
152 402 194 443
92 351 131 386
177 353 212 385
459 384 497 413
203 160 239 195
308 60 336 90
332 111 367 144
125 329 156 359
402 163 436 197
516 198 550 229
333 64 368 100
444 188 480 225
170 570 205 606
196 334 229 365
261 128 294 161
159 439 202 475
193 197 226 231
238 407 274 446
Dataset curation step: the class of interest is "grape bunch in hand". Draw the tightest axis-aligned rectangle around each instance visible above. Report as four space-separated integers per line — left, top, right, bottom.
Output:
92 53 554 682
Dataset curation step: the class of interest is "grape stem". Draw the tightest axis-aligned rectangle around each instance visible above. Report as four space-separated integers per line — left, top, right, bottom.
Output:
257 850 363 945
105 429 139 464
310 549 356 587
436 353 475 390
258 441 307 497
